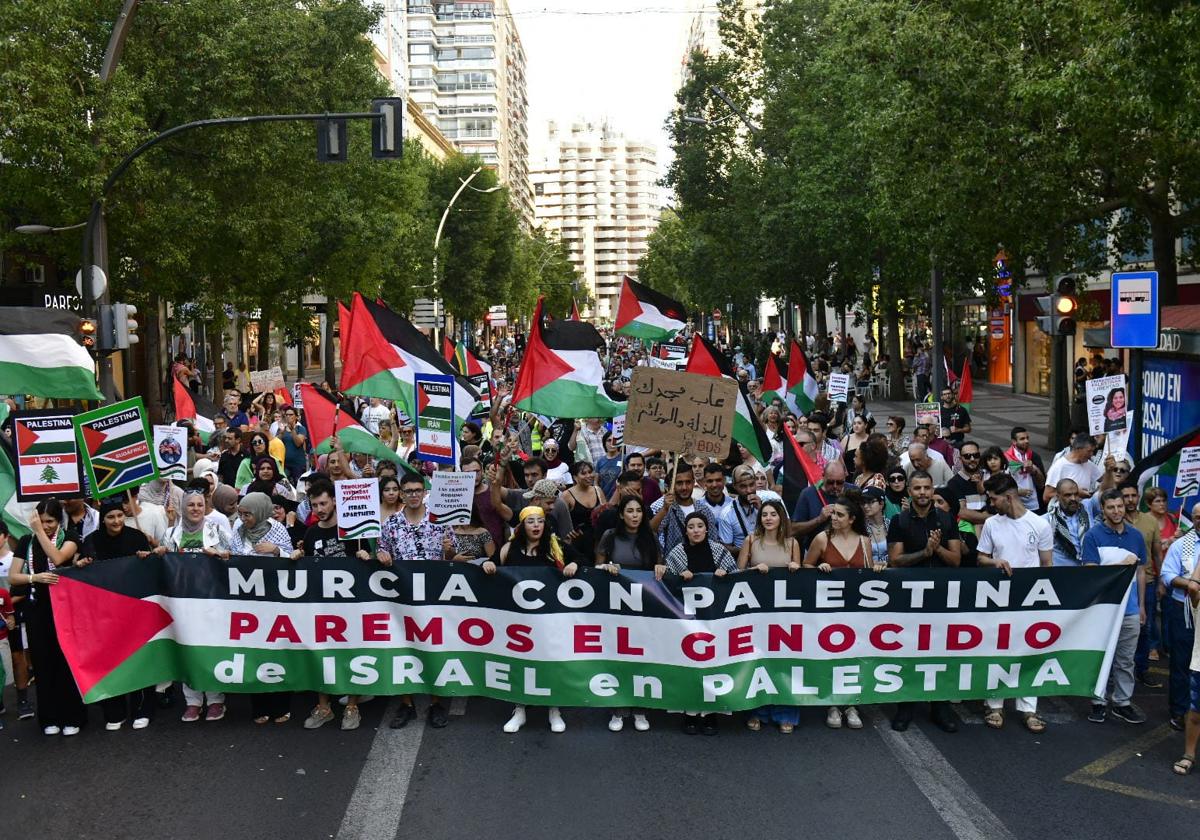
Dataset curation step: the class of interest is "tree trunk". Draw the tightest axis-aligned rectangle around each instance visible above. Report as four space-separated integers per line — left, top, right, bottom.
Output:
256 304 271 371
1149 206 1179 307
885 301 904 401
208 321 223 399
324 298 338 386
814 293 828 339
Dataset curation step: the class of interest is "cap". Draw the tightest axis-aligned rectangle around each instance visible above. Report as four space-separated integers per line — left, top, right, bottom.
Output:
523 478 560 500
861 486 886 502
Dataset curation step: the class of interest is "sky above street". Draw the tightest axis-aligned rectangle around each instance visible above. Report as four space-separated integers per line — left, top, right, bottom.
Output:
507 0 712 172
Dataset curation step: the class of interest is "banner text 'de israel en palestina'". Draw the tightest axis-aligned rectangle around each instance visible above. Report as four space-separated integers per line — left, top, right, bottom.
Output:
51 557 1133 708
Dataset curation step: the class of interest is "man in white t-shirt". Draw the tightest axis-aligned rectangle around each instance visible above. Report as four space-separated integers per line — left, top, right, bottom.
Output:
1043 434 1104 505
360 398 391 436
978 472 1054 734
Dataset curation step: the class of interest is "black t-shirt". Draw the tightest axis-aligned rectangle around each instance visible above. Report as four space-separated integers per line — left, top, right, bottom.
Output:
886 507 958 567
945 473 989 516
303 523 369 558
940 405 972 443
218 451 246 488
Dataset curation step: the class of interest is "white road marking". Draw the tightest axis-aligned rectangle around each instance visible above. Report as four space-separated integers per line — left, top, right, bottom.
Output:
335 700 426 840
869 708 1017 840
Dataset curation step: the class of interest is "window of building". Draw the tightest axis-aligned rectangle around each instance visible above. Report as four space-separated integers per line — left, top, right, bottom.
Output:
408 43 433 58
534 183 544 196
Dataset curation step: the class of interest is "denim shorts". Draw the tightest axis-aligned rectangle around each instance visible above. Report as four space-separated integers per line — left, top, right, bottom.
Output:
1190 670 1200 714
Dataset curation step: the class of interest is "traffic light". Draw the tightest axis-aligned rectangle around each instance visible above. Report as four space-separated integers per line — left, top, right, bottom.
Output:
97 304 116 353
1035 294 1055 335
113 303 139 349
79 317 97 350
1054 275 1078 335
316 118 348 163
371 98 404 159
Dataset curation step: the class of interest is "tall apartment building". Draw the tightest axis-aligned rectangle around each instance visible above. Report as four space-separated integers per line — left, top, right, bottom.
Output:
679 0 762 85
405 1 534 226
531 120 661 322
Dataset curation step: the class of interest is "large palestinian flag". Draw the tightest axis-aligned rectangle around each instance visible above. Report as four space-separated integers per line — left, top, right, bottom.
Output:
173 378 218 443
614 276 687 343
444 337 493 417
513 297 622 418
0 307 102 400
785 340 820 416
298 383 417 474
761 354 786 405
686 333 772 465
0 446 32 539
340 294 479 431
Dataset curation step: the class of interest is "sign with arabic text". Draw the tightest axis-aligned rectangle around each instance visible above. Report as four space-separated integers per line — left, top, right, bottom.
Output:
625 367 737 457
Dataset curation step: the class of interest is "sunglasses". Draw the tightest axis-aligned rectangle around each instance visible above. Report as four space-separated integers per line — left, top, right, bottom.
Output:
888 475 907 482
962 452 980 459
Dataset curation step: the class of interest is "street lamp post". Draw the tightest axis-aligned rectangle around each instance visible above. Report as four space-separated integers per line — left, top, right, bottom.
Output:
431 166 501 345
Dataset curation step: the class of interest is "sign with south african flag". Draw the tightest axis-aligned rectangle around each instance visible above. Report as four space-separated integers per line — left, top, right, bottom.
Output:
13 410 85 501
73 397 158 499
414 373 456 465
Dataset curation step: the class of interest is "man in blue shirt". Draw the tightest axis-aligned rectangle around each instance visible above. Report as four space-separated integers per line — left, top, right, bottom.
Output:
1160 501 1200 731
789 461 855 551
1082 489 1146 724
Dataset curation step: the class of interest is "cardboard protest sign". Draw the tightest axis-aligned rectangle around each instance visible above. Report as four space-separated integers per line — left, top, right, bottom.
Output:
609 415 626 447
152 425 189 481
73 397 158 499
1102 411 1134 463
827 372 852 404
13 410 85 501
334 478 381 540
250 366 286 393
414 374 456 465
427 470 475 526
1174 447 1200 499
1086 374 1128 436
625 367 737 458
914 403 942 435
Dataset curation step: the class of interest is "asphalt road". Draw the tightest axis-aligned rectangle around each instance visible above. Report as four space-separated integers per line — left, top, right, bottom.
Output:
4 664 1198 840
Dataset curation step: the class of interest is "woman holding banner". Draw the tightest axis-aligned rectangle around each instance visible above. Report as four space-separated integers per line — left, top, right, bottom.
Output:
10 501 84 736
487 506 583 733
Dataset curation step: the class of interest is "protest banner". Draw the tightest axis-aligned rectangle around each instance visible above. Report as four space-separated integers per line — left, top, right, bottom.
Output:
428 470 475 526
1174 446 1200 499
914 402 942 435
414 373 457 465
152 425 189 481
335 478 382 540
826 372 852 404
609 414 626 447
468 372 492 418
1086 374 1128 436
73 397 158 498
12 410 85 501
52 558 1132 709
292 382 305 410
250 366 286 393
625 367 737 458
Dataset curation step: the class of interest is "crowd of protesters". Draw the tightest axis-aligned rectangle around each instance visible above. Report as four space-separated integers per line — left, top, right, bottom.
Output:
2 329 1199 778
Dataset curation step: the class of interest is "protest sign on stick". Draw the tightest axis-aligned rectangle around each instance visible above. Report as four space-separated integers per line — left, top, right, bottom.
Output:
625 368 737 458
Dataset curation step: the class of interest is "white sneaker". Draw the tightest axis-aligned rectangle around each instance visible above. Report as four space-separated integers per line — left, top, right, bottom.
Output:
548 707 566 733
608 714 624 732
132 717 151 730
43 725 61 736
825 707 843 729
633 714 650 732
503 706 526 733
105 720 125 731
844 707 863 730
62 726 80 737
339 695 375 705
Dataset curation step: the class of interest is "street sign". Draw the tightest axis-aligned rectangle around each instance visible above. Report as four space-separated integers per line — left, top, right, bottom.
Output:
1111 270 1159 348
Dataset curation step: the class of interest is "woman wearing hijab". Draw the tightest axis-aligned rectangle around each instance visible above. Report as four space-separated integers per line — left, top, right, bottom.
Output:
9 500 84 736
485 506 583 733
77 498 155 730
244 456 296 501
222 492 294 724
235 432 285 490
884 468 909 519
663 513 738 735
212 484 241 529
161 488 232 555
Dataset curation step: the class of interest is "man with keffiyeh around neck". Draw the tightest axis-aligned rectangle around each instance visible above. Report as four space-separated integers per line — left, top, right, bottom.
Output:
1042 479 1089 567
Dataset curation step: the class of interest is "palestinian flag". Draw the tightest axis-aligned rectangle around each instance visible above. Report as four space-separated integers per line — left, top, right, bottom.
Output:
297 383 418 476
342 295 480 431
957 357 973 409
0 445 32 539
415 377 455 460
0 307 102 400
570 299 582 321
173 378 218 443
686 333 772 465
614 276 687 343
761 354 786 405
445 339 493 418
784 340 820 416
782 423 824 513
1132 422 1200 502
513 296 622 418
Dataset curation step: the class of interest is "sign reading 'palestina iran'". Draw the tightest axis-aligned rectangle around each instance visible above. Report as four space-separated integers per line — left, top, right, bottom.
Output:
52 557 1132 709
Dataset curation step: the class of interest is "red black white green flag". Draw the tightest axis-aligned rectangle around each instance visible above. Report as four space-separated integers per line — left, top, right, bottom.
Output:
0 306 102 400
685 333 772 465
513 297 622 418
614 276 687 343
173 378 219 443
298 383 418 475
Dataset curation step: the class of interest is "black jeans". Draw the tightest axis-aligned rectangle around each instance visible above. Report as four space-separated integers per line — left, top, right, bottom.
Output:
101 688 155 724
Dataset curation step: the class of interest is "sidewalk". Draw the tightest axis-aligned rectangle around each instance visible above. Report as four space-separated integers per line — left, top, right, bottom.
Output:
866 382 1052 461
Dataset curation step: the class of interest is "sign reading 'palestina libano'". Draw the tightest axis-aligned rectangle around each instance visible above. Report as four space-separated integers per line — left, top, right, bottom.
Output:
52 557 1132 709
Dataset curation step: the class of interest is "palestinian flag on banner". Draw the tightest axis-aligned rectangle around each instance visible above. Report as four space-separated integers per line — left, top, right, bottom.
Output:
0 307 102 400
513 296 623 418
415 376 455 460
173 378 218 443
1132 422 1200 502
957 357 973 409
782 423 824 514
0 445 32 539
339 293 411 404
73 397 158 498
614 276 687 343
346 296 480 431
761 354 786 405
784 340 819 416
297 383 419 476
686 333 772 465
